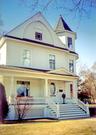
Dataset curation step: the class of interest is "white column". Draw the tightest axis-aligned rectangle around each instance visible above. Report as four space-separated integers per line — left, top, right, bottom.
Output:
9 76 14 103
44 79 48 117
65 82 70 98
44 79 48 97
73 80 78 100
0 75 4 84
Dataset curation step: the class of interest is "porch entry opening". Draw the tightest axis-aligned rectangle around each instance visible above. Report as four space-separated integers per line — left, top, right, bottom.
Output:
70 84 73 99
16 81 30 97
58 89 66 104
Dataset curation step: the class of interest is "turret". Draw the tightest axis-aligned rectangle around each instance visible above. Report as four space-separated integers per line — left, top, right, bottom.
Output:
55 16 77 51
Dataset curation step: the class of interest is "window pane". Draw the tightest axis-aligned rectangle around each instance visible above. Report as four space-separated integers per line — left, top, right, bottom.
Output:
16 81 30 97
49 54 55 70
68 37 72 49
35 32 42 40
69 60 74 73
50 83 56 96
23 50 31 66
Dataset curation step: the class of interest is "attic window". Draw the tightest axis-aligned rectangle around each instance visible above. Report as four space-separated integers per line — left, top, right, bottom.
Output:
35 32 42 40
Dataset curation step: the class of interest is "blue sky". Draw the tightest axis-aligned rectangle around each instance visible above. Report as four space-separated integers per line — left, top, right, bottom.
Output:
0 0 96 71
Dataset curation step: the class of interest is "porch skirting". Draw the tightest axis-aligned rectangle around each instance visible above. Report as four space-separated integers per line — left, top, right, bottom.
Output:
7 104 46 120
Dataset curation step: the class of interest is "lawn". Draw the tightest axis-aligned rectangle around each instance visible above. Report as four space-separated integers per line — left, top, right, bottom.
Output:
0 118 96 135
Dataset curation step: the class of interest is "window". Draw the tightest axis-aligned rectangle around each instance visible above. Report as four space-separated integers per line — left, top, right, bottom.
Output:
16 81 30 97
35 32 42 40
49 54 55 70
23 50 31 66
68 37 72 49
69 60 74 73
50 83 56 96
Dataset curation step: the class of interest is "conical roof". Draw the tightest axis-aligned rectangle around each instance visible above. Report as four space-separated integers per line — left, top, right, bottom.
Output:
55 16 72 32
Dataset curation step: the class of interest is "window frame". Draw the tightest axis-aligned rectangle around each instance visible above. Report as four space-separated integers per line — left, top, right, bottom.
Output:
23 49 31 66
16 81 30 97
69 60 74 73
68 37 72 49
35 32 42 40
50 82 56 96
49 54 55 70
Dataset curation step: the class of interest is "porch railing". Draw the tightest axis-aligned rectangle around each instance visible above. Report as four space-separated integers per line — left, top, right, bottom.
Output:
9 96 46 105
78 99 90 116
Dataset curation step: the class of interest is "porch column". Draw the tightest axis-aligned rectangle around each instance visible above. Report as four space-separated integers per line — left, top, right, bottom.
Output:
0 75 4 84
65 82 70 98
44 79 49 117
44 79 48 97
9 76 14 103
73 80 78 100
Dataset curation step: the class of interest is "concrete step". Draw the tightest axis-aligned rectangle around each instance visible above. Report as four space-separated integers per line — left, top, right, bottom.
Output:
59 111 86 115
59 115 89 120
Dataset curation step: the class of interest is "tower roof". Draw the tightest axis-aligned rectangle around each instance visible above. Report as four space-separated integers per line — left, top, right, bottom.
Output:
55 16 73 32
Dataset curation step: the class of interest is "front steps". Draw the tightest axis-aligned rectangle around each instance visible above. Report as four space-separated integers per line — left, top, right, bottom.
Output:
58 103 89 120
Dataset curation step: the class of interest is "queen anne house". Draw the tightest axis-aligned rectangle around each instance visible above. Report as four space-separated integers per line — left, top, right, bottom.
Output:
0 12 89 120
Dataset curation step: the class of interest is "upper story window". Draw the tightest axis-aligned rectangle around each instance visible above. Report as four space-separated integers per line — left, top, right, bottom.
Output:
23 49 31 66
69 60 74 73
35 32 42 40
68 37 72 49
49 54 55 70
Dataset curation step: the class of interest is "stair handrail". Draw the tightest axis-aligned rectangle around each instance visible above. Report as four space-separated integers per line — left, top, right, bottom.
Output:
78 99 90 116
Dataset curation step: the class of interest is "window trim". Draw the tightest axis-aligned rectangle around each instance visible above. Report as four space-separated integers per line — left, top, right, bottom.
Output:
35 32 42 40
68 37 72 49
69 60 74 73
50 82 56 96
16 81 30 97
49 54 55 70
23 49 31 66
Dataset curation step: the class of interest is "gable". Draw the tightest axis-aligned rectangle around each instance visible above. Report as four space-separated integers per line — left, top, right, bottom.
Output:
7 12 64 48
47 67 77 76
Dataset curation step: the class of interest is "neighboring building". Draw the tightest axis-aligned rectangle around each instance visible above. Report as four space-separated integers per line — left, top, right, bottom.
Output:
0 12 89 120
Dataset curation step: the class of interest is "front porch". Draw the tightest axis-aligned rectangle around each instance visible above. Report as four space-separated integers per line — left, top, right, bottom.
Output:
0 66 89 120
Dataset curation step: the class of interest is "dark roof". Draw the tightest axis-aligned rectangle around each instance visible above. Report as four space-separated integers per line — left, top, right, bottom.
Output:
0 65 49 72
4 35 78 56
60 16 72 32
15 66 50 72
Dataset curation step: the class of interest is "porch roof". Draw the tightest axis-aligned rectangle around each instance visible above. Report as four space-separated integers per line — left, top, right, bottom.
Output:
0 65 78 81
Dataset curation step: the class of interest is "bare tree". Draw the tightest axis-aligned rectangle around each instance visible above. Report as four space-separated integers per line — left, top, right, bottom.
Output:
19 0 96 16
15 97 32 121
78 63 96 103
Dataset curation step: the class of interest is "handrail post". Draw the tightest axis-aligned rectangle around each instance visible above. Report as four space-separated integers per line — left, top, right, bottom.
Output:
57 104 60 119
86 102 90 116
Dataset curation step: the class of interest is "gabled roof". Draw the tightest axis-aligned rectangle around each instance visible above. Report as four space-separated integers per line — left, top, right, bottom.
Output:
55 16 73 33
47 67 77 77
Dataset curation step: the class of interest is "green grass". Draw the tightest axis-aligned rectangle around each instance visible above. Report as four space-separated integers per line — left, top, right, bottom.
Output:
0 118 96 135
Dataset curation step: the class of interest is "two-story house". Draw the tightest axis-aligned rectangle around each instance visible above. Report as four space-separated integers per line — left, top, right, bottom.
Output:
0 12 89 120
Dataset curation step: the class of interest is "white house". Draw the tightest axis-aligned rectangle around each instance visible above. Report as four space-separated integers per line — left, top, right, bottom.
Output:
0 12 89 120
